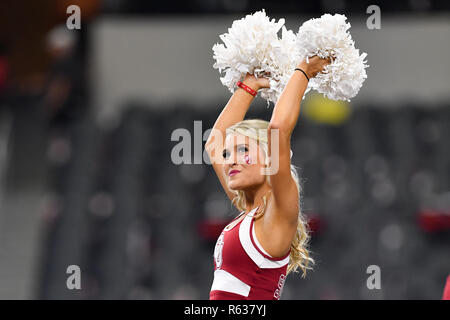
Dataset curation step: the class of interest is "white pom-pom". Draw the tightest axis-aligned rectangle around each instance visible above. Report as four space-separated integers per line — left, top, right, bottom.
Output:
296 13 369 101
212 9 296 105
262 25 299 104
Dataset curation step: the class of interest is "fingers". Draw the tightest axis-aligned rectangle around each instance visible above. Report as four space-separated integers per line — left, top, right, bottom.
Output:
309 55 332 63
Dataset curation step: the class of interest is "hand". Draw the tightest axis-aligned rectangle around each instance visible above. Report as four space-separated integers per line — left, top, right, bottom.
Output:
242 73 271 91
297 56 332 79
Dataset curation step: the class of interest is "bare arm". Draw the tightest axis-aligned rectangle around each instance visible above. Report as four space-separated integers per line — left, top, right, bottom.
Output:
269 57 331 135
267 57 330 224
205 74 270 203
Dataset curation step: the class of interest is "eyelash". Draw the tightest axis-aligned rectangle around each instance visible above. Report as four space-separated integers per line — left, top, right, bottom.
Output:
222 146 248 159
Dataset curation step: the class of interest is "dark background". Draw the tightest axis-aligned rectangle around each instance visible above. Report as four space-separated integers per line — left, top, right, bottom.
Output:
0 0 449 299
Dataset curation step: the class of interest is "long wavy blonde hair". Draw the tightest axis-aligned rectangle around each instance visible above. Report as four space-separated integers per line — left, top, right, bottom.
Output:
226 119 314 277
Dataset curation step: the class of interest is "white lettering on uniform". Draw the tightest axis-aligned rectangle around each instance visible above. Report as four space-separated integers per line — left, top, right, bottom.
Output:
274 274 286 299
214 232 225 269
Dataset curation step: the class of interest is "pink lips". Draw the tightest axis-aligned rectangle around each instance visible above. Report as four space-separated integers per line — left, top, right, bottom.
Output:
229 170 240 177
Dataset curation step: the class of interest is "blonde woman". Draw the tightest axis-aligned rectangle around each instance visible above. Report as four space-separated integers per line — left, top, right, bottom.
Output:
205 56 330 300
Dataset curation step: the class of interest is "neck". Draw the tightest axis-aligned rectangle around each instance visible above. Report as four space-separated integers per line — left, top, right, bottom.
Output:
244 183 271 213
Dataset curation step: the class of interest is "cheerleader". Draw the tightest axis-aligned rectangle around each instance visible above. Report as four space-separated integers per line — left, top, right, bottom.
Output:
205 56 330 300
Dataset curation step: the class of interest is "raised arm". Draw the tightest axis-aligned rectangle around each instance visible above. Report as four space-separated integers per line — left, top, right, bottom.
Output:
267 57 330 224
205 74 270 203
269 57 331 135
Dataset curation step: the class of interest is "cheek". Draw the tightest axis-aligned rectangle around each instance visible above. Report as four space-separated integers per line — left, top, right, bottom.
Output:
247 164 266 182
245 150 265 166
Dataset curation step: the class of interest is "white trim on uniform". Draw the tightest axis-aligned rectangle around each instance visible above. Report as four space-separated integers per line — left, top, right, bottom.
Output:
210 269 251 297
252 222 273 257
239 209 290 269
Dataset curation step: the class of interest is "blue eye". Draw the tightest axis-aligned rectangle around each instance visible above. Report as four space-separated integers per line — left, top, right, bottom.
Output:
238 146 248 153
222 150 230 159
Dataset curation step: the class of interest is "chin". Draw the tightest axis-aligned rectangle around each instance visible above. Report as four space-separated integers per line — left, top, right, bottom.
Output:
229 181 256 192
228 183 241 191
228 180 245 191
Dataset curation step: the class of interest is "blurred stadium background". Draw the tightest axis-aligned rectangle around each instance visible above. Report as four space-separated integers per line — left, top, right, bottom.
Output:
0 0 449 299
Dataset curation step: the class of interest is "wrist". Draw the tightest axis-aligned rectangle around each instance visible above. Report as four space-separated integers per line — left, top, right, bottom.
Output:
296 62 311 79
237 80 258 97
242 80 260 92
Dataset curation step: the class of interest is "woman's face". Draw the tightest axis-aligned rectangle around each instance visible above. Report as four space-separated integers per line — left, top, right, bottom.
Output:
222 133 267 191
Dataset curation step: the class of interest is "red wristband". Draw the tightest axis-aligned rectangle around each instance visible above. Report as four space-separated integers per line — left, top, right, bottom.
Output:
236 81 257 97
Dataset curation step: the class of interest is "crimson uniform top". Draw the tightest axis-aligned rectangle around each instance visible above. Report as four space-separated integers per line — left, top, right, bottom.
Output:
443 274 450 300
210 206 290 300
